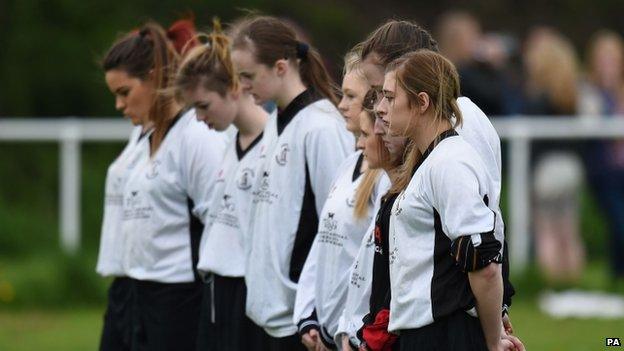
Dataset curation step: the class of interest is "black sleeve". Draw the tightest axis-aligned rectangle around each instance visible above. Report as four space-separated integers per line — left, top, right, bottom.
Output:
450 231 503 272
502 238 515 308
297 309 319 336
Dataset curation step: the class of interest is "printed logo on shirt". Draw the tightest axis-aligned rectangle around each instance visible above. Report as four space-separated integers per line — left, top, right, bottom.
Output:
237 168 255 190
275 143 289 166
259 171 270 191
373 225 383 254
146 160 161 179
318 212 347 247
123 190 153 220
346 194 356 208
222 194 235 212
252 171 278 204
259 144 267 159
393 192 405 216
216 168 226 183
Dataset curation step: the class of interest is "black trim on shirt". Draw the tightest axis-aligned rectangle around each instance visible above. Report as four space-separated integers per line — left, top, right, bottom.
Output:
352 152 365 182
289 162 319 283
236 132 264 160
277 89 322 136
148 108 187 146
431 208 476 321
187 198 205 283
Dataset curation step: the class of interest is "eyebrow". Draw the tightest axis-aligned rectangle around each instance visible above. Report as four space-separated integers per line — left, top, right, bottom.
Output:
114 86 129 94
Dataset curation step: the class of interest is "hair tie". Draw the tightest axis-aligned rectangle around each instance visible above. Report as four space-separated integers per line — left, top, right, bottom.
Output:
139 28 150 39
296 41 309 60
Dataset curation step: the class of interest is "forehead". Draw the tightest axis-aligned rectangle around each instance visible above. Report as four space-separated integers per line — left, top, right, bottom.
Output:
185 85 222 102
342 71 368 89
382 70 397 91
105 69 138 87
232 48 259 69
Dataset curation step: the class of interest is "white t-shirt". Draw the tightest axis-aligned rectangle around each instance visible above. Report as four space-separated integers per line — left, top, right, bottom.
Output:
196 132 264 277
245 90 354 337
96 126 150 276
388 133 501 332
120 109 228 283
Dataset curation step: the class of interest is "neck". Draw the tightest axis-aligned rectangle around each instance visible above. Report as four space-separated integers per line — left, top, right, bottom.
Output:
275 72 307 109
234 94 268 138
414 115 452 155
383 166 401 185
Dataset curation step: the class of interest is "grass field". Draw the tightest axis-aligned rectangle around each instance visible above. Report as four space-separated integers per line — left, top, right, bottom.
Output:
0 299 622 351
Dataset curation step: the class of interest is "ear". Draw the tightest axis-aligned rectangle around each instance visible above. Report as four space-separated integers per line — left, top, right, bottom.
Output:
417 92 430 115
274 59 289 77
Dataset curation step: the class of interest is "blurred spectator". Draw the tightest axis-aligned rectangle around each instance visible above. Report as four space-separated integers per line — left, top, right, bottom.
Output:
436 11 513 115
578 30 624 279
523 28 586 285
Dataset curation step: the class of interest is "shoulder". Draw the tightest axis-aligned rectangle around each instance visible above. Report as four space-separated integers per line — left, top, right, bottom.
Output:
428 137 483 177
299 99 344 129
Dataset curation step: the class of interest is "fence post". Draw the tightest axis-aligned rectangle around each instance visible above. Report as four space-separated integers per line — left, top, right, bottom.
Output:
508 136 531 272
59 123 81 254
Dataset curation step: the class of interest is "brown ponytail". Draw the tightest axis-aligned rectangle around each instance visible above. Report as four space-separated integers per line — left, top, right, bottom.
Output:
231 15 338 105
176 18 238 97
387 50 462 195
102 20 195 153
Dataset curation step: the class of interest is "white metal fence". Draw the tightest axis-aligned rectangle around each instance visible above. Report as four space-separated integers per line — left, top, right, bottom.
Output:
3 116 624 272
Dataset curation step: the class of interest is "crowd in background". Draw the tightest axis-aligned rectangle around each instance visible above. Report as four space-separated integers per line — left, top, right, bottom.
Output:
436 11 624 285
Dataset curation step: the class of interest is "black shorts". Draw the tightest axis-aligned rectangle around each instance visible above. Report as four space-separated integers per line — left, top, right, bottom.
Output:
398 310 487 351
133 279 203 351
262 332 308 351
196 274 266 351
99 277 134 351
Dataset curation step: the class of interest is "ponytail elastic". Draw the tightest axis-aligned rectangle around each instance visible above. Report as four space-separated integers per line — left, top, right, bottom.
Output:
296 41 309 60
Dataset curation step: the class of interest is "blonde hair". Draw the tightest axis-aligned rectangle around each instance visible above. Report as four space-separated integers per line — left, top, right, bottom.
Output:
175 19 238 97
525 30 578 114
387 50 462 195
353 89 385 218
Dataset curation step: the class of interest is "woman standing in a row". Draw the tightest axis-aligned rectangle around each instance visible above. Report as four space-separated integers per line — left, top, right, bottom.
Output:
230 15 354 350
175 21 269 351
381 50 523 350
102 21 228 351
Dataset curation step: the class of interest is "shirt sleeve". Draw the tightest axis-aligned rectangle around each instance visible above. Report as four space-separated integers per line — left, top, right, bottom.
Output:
304 126 354 214
429 157 502 271
179 120 228 223
293 236 320 333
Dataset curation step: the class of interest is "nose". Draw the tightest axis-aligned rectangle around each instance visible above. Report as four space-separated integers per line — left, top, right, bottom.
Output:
115 96 125 112
373 116 387 136
337 96 348 114
356 134 365 150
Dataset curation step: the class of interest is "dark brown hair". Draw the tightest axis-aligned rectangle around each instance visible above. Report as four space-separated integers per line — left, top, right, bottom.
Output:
361 19 438 67
102 20 196 153
231 15 338 105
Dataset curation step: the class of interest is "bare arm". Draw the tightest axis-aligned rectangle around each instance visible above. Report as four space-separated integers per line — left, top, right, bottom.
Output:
468 262 504 350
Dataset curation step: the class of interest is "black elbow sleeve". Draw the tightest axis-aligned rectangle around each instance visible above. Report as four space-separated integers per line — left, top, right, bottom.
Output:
451 232 503 272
